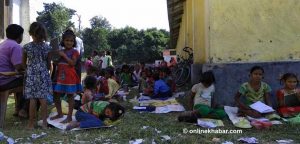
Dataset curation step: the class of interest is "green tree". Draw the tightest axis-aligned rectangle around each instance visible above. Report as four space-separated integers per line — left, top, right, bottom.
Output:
82 16 111 57
36 2 76 39
89 16 111 30
107 27 169 64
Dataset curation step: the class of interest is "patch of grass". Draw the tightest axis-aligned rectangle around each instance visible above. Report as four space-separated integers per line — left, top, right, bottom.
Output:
1 87 300 144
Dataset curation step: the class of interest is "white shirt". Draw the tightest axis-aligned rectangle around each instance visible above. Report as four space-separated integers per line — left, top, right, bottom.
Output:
75 37 84 55
100 55 108 69
191 83 215 107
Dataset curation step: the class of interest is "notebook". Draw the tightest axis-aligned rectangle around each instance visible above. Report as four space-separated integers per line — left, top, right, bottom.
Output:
249 101 275 113
284 93 300 107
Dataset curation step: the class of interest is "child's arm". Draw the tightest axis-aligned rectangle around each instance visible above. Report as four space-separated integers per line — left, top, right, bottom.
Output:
22 49 27 69
152 82 159 97
189 92 196 110
263 92 272 107
234 92 251 110
211 93 217 108
58 51 77 66
235 92 263 117
276 90 284 107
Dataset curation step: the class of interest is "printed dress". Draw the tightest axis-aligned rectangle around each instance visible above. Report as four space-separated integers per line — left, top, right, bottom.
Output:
53 48 82 94
23 42 52 99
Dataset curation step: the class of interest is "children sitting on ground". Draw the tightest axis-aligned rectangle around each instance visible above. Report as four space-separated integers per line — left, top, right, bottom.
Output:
101 68 120 100
234 66 273 118
160 67 176 92
133 63 141 85
276 73 300 117
120 64 134 87
66 101 125 130
150 72 172 98
138 70 148 93
178 71 226 123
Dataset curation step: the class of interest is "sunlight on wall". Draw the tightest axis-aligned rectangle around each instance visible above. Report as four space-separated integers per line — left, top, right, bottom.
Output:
209 0 300 63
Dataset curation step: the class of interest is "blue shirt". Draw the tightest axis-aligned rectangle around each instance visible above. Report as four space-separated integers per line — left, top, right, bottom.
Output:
154 79 171 95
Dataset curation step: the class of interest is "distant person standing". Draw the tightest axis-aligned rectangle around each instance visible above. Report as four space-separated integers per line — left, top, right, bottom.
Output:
84 56 93 73
106 51 113 67
92 50 101 70
100 51 108 70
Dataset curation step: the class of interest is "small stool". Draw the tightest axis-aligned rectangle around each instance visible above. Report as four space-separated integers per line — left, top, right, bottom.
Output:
0 86 23 128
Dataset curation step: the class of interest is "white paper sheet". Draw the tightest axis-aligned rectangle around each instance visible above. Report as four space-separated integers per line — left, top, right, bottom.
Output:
153 104 185 113
249 101 275 113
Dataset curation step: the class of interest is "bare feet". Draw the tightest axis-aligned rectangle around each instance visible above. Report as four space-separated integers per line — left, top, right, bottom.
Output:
61 117 72 124
41 121 48 129
50 114 63 120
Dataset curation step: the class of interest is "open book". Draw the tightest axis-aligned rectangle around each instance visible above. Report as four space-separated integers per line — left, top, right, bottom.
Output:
249 101 275 113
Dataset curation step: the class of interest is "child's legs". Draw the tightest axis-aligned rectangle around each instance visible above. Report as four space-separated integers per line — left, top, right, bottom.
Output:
53 92 62 115
67 94 75 119
210 108 227 119
38 98 48 125
194 104 211 117
194 104 226 119
75 111 103 128
28 99 37 128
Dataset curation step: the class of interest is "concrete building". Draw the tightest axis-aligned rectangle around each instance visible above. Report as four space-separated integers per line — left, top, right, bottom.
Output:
167 0 300 106
0 0 30 43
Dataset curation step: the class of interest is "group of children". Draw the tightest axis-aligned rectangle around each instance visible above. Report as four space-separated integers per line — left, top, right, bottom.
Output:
4 22 300 131
178 66 300 124
3 22 125 130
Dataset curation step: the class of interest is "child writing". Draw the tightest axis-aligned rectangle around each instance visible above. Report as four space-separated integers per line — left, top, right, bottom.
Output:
23 22 52 129
178 71 226 123
51 30 83 123
235 66 272 118
276 73 300 117
66 101 125 130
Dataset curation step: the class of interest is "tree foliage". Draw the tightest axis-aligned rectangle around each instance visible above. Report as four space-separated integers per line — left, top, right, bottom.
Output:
82 16 111 57
89 16 111 30
36 3 170 64
36 3 76 39
107 27 169 64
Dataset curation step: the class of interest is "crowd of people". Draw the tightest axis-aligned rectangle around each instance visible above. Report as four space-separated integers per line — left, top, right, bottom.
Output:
0 23 300 131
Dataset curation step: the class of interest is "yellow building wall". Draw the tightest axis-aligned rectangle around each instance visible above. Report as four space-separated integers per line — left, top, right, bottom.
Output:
209 0 300 63
175 0 300 64
175 0 206 64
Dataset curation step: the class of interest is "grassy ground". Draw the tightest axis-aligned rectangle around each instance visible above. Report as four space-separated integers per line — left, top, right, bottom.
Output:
1 85 300 144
